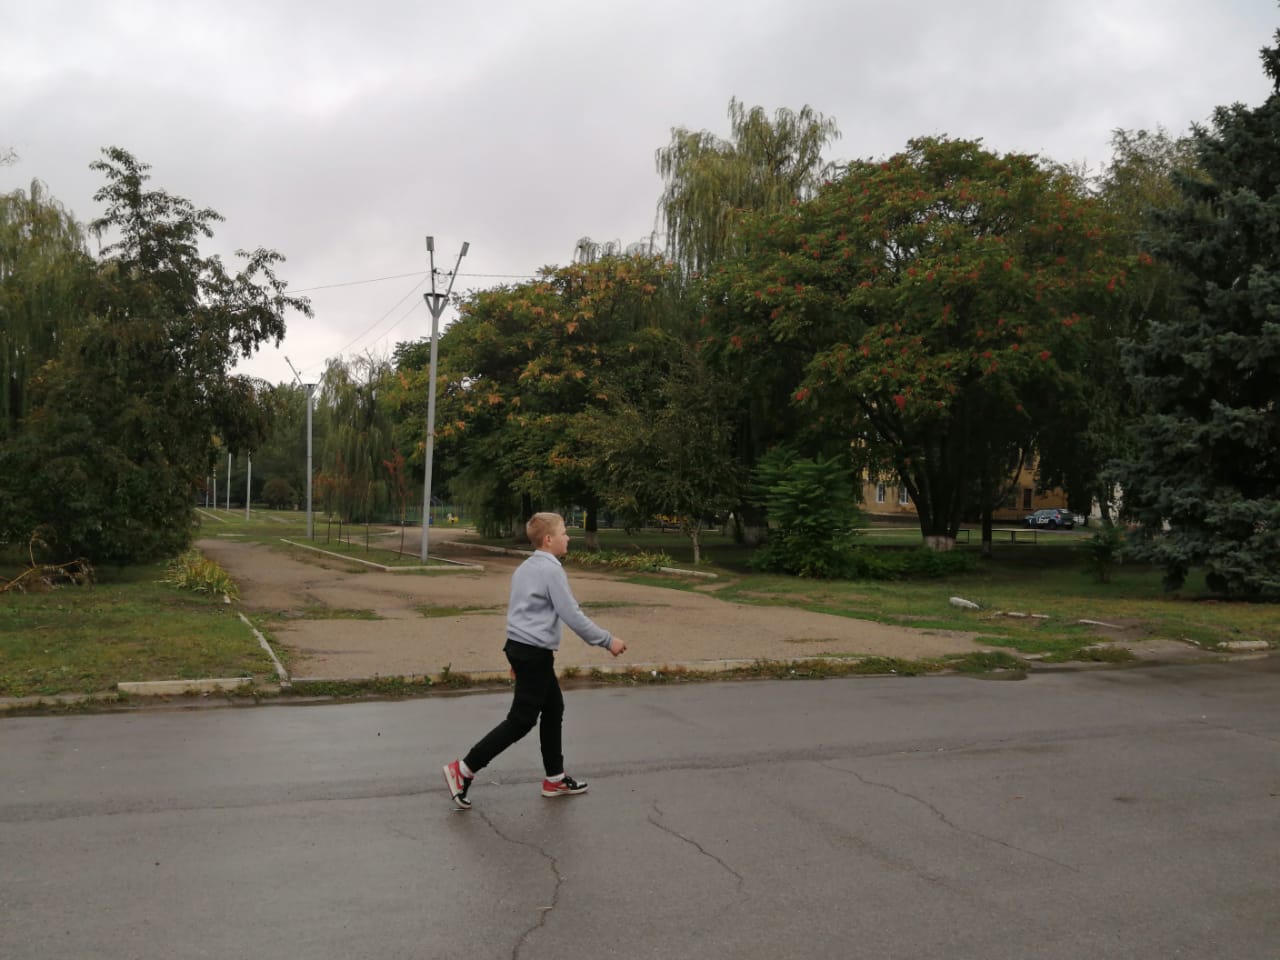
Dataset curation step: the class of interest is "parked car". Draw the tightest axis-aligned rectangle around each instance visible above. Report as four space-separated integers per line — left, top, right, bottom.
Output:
1023 508 1075 529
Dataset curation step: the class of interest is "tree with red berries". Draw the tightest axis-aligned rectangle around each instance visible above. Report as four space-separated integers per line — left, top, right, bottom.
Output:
709 137 1134 548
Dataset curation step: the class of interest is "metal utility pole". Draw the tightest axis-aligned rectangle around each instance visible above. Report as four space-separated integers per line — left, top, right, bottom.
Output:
226 452 232 511
245 453 252 520
286 358 317 540
420 235 469 562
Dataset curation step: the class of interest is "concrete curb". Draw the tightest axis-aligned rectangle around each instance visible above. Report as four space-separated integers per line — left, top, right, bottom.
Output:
237 612 290 684
5 647 1276 714
117 678 252 695
278 539 485 572
291 654 955 687
463 542 715 578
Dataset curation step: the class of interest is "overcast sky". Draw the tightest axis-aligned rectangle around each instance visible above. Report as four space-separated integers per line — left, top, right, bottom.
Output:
5 0 1276 386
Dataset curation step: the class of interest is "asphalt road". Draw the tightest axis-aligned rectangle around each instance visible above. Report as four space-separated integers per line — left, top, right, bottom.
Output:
3 660 1278 960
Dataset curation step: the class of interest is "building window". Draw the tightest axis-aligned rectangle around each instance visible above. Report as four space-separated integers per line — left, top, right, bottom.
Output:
1022 488 1033 510
898 486 910 505
876 483 886 504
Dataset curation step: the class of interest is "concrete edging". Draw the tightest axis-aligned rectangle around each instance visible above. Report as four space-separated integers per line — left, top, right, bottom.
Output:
117 678 252 695
465 543 715 578
278 539 484 572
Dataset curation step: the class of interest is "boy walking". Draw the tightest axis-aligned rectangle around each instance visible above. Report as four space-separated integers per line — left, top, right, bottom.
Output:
442 512 626 809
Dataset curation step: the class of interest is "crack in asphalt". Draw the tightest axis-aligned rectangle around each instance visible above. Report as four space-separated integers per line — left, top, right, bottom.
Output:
1193 719 1280 745
476 810 564 960
647 801 746 895
818 760 1081 874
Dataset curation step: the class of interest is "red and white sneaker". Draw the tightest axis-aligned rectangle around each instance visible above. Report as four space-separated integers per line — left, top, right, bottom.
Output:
443 759 473 809
541 774 589 798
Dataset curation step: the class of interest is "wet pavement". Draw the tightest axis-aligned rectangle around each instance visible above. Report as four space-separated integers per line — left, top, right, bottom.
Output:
3 659 1278 959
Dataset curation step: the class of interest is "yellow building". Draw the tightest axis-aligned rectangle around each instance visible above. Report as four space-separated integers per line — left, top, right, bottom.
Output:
860 461 1072 524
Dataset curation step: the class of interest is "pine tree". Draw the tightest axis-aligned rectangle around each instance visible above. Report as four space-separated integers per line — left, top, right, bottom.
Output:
1116 32 1280 596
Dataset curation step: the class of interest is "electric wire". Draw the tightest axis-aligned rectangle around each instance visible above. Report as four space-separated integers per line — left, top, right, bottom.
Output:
290 270 540 293
280 270 543 379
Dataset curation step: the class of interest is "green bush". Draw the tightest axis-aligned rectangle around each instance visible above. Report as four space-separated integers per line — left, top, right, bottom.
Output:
847 547 978 580
750 448 864 578
1081 524 1125 584
163 550 240 600
262 477 297 510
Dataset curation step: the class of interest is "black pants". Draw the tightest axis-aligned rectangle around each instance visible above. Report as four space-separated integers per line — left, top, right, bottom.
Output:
463 640 564 778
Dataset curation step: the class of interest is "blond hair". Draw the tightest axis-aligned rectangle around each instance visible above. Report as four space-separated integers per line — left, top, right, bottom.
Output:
526 512 564 549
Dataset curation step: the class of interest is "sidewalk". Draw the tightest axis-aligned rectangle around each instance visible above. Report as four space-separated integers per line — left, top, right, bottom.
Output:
196 529 994 684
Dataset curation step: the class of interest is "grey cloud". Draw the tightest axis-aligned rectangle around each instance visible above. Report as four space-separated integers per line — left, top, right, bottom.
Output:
5 0 1276 384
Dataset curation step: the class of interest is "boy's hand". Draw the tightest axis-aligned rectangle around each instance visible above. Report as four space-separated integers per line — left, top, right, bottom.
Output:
607 637 626 657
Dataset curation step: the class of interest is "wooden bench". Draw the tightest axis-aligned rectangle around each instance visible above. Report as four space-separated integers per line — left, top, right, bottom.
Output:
957 527 1038 544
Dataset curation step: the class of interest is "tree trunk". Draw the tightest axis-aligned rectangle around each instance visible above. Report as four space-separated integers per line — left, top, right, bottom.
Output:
513 493 534 544
685 519 703 564
980 471 994 558
583 500 600 551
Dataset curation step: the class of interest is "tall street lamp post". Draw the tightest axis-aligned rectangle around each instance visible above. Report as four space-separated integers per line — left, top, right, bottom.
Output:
420 235 469 563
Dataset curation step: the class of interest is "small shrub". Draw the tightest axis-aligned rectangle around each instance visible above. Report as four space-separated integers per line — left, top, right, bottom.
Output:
163 550 239 600
570 550 675 573
1081 524 1125 583
847 548 978 581
262 476 297 510
750 448 865 578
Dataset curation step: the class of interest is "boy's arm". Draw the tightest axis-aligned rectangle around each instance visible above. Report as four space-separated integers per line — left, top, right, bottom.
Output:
545 564 613 647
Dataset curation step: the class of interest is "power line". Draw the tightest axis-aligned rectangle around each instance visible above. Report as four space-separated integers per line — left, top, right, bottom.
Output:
291 269 539 294
282 267 533 378
290 271 426 293
330 274 430 359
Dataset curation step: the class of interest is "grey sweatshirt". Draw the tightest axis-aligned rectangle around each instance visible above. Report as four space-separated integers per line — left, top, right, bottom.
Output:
506 549 612 651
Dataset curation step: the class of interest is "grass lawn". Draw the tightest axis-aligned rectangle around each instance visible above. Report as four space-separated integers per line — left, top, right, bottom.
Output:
0 561 275 699
448 521 1278 664
550 524 1279 661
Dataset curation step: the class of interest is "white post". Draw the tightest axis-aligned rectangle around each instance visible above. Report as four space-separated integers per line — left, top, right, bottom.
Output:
286 359 318 541
305 385 315 539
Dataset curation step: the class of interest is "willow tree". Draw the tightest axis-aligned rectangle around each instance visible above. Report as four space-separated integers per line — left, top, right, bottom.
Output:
0 180 92 438
655 97 842 276
316 354 397 523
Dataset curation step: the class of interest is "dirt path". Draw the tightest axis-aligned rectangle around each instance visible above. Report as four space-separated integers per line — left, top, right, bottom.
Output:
199 529 993 680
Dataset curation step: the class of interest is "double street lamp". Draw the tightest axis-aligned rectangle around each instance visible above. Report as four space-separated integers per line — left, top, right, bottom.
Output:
420 236 469 562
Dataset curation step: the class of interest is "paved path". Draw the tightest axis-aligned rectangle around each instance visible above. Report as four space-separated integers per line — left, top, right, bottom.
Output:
3 660 1278 959
198 530 992 680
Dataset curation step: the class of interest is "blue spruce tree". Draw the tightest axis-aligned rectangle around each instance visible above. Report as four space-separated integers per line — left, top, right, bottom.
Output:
1116 30 1280 596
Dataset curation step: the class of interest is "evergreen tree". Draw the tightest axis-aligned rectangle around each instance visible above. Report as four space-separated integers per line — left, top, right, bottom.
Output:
1115 33 1280 596
1036 129 1199 524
